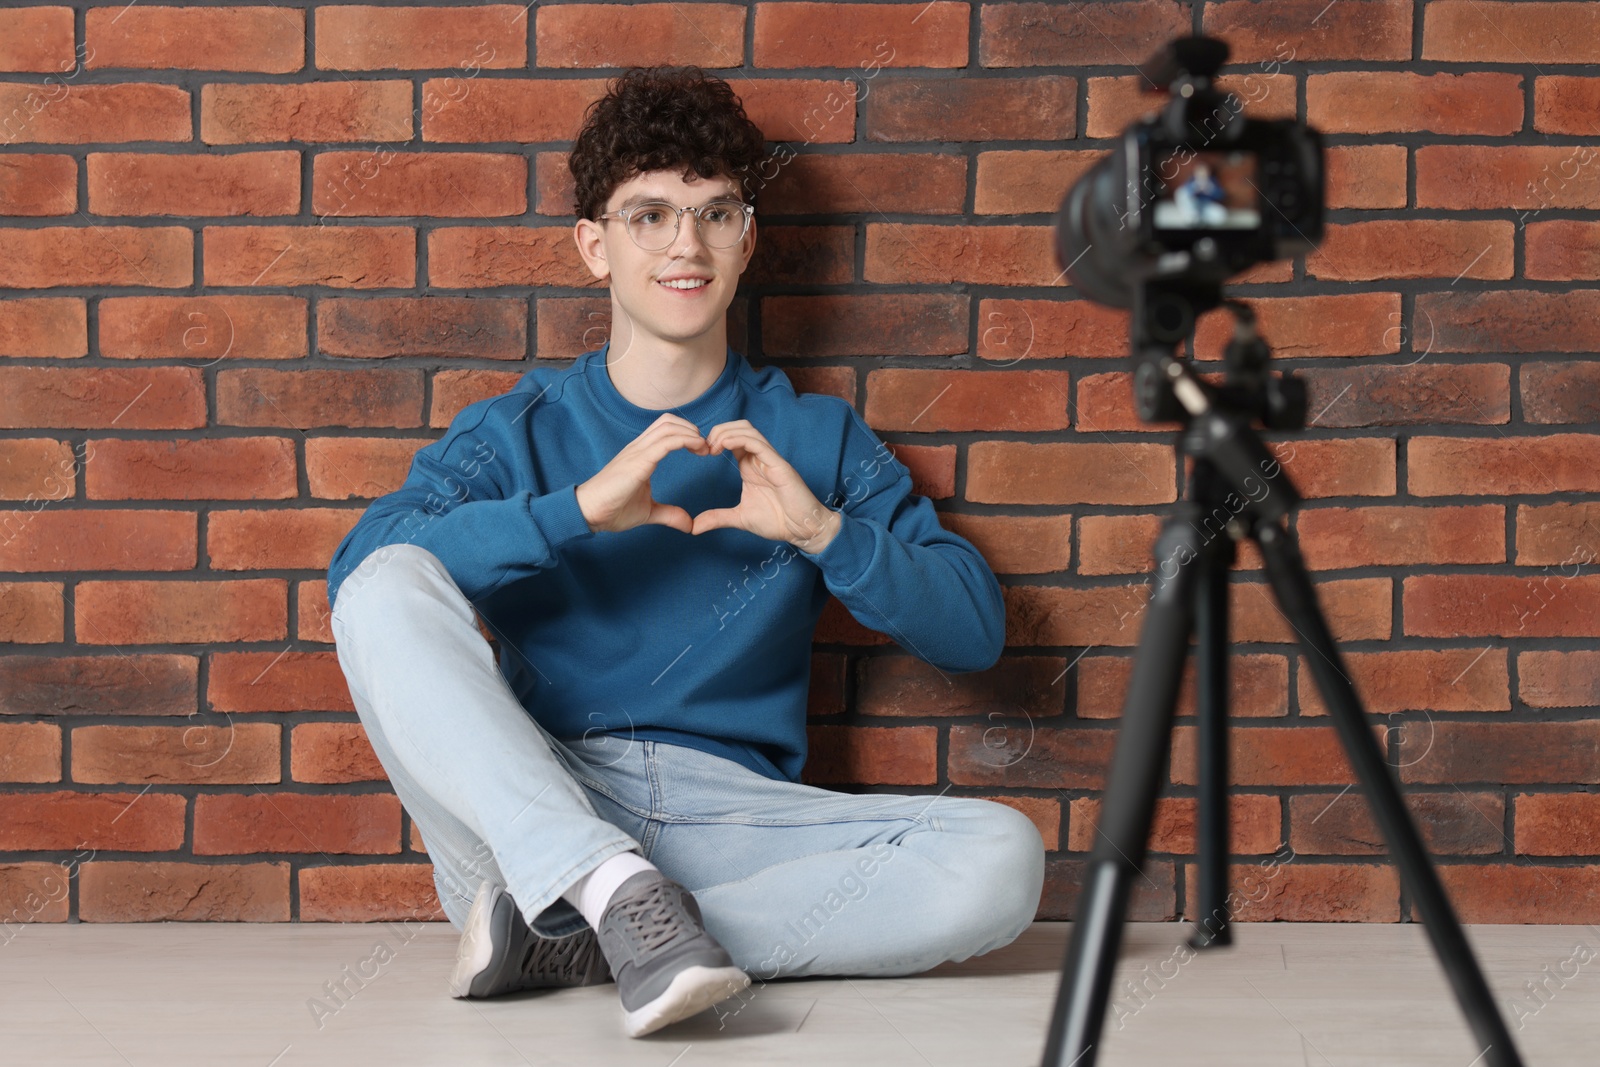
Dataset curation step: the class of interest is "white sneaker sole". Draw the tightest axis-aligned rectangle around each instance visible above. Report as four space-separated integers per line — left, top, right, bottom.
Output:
622 965 751 1038
448 879 498 999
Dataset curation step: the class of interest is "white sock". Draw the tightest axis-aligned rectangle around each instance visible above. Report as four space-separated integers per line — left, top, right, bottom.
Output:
562 850 659 929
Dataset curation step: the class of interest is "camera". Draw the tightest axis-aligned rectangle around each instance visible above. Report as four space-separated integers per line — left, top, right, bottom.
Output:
1055 36 1325 327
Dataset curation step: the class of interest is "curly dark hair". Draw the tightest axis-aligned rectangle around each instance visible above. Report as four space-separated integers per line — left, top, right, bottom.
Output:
568 66 771 223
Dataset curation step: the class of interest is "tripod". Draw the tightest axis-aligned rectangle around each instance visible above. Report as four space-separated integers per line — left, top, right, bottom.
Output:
1039 285 1525 1067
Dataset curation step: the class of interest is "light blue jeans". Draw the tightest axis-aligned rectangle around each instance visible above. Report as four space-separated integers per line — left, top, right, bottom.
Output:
330 543 1045 979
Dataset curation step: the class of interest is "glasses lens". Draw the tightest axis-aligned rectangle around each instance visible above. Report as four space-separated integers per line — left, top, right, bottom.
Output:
702 200 749 247
627 200 748 250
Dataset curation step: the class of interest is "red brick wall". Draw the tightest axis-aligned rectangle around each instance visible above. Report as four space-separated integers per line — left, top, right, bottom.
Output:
1 2 1596 925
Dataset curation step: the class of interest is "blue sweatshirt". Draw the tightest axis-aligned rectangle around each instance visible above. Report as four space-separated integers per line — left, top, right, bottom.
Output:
326 341 1006 782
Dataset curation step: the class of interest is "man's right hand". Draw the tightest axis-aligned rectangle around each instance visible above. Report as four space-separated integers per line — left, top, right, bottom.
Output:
574 413 711 535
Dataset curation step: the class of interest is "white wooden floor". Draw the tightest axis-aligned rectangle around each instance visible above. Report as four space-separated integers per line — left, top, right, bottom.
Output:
1 920 1593 1065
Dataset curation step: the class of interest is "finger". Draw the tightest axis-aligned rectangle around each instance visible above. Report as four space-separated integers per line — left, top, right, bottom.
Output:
646 502 694 534
705 420 760 451
641 430 711 465
691 507 741 535
710 427 783 466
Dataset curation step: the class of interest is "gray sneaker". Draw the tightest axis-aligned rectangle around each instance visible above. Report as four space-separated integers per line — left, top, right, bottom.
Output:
449 880 610 998
595 870 750 1037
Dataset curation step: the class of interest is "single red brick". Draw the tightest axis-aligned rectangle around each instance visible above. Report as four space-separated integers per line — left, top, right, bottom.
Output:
0 581 66 643
1076 653 1289 719
863 368 1069 432
1187 860 1400 921
194 793 401 855
428 226 595 288
312 151 526 218
305 437 422 499
0 366 205 429
1520 650 1600 708
208 507 357 572
1405 574 1600 639
855 653 1066 718
0 437 77 499
1231 577 1392 643
74 580 288 644
0 153 76 214
1399 720 1600 785
0 83 191 144
1298 648 1511 715
298 861 442 922
202 81 413 144
968 440 1176 505
755 3 962 68
1408 435 1600 495
315 5 526 70
976 148 1105 214
537 3 743 67
0 7 75 73
1515 793 1600 855
216 367 423 429
1526 221 1600 281
420 76 609 143
1516 502 1600 565
1002 585 1150 648
762 294 968 357
1308 72 1523 135
1423 1 1600 63
949 723 1119 789
71 722 282 784
0 652 196 717
1206 0 1411 61
864 76 1076 142
0 226 192 288
1422 864 1600 923
1291 790 1504 856
1417 145 1600 209
1171 724 1387 787
0 297 86 357
428 369 521 426
1307 220 1513 281
762 150 969 216
0 789 186 851
84 437 296 500
99 295 307 360
1325 144 1408 209
0 508 195 571
1070 795 1282 855
79 860 289 921
802 724 937 785
1534 76 1600 135
865 223 1062 285
1418 290 1600 354
290 722 387 783
87 151 299 216
939 513 1072 575
204 225 414 289
317 296 527 360
1298 504 1505 569
0 721 61 782
976 298 1129 361
983 1 1190 65
87 6 304 72
1041 855 1176 921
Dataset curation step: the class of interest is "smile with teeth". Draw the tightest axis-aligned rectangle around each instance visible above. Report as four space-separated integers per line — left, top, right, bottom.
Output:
659 278 709 290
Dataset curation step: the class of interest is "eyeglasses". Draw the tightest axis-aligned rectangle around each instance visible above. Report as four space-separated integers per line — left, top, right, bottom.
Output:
595 197 754 251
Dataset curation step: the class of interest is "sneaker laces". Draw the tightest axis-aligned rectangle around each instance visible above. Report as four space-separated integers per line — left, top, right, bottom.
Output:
518 929 592 983
612 880 692 956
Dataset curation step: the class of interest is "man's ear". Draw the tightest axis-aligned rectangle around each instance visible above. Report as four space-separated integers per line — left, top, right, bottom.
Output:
574 218 611 283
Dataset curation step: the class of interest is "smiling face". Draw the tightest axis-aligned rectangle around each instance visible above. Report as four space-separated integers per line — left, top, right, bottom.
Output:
574 168 757 352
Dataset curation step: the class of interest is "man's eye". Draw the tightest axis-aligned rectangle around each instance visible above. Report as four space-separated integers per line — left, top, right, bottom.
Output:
705 207 731 222
637 209 665 224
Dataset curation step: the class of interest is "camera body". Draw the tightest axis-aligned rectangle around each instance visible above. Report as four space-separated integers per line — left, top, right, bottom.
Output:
1056 37 1324 316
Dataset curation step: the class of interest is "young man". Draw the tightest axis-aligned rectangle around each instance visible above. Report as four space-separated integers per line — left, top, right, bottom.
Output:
326 66 1044 1040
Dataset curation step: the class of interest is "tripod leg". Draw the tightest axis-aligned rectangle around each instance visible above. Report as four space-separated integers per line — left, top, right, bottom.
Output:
1253 520 1525 1067
1041 518 1200 1067
1189 536 1233 949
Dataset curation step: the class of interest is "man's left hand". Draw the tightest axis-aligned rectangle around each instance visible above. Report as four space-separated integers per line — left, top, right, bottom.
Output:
691 420 841 552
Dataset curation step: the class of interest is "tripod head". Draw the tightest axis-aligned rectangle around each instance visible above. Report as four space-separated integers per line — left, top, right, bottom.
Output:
1129 280 1308 525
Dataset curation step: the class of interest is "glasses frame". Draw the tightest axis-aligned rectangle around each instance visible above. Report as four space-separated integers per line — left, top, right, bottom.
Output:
595 197 755 251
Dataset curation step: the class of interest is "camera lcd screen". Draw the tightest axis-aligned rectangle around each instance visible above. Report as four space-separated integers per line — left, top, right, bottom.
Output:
1152 150 1261 231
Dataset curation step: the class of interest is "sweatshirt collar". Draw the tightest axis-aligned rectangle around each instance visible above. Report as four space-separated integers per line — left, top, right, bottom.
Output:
582 339 742 433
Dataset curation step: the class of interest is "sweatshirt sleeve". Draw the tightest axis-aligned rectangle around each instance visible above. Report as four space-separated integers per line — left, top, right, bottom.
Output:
794 399 1007 673
326 397 595 614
